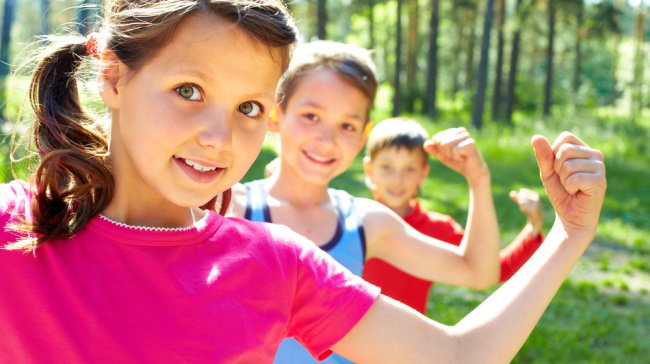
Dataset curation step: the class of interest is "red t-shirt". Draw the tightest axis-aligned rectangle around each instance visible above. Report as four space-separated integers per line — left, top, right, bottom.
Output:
363 200 543 314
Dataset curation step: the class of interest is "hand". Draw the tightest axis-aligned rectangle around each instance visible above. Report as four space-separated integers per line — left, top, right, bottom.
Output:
424 128 489 183
509 188 543 236
531 132 606 242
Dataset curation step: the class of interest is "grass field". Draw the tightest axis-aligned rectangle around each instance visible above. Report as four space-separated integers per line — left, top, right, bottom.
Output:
1 80 648 362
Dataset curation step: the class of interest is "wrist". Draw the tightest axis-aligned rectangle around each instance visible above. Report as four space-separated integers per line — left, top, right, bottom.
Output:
465 166 491 186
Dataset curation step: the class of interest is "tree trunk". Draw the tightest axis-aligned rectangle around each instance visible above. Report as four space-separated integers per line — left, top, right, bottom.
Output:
0 0 16 123
464 7 478 91
317 0 327 39
632 6 645 122
505 0 523 125
405 0 419 112
41 0 49 35
368 0 375 51
491 0 506 121
393 0 403 117
471 0 495 130
573 0 584 93
426 0 440 119
76 0 93 35
543 0 555 117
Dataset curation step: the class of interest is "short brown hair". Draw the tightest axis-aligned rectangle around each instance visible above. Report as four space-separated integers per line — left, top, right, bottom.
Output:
276 41 378 122
365 117 429 163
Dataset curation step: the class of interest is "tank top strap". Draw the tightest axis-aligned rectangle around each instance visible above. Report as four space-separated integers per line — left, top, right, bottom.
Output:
243 180 271 223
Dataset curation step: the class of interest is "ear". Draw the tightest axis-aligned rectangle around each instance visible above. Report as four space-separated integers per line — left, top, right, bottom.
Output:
97 51 125 109
362 155 377 191
362 155 373 179
267 105 283 133
359 120 373 148
418 162 430 185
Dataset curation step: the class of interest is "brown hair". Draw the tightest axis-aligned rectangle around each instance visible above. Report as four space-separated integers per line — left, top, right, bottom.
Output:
11 0 298 249
276 40 378 122
365 117 429 163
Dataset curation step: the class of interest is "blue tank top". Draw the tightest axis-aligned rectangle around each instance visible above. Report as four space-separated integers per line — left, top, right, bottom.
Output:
243 179 365 364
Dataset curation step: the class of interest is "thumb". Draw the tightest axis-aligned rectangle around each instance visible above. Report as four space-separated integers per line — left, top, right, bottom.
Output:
531 135 555 185
509 190 518 204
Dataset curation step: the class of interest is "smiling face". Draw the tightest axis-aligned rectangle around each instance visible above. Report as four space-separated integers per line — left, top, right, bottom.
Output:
271 68 371 186
101 12 282 222
364 146 429 215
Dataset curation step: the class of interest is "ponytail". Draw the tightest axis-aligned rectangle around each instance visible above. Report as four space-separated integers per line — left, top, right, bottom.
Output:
11 37 113 249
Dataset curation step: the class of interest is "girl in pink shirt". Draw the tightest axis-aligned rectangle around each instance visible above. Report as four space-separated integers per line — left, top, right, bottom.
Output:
0 0 607 363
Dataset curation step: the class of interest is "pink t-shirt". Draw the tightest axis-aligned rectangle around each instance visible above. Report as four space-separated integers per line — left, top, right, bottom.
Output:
0 181 380 363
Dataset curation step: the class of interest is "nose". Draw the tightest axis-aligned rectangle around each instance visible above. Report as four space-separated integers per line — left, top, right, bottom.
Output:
315 124 336 145
196 109 232 150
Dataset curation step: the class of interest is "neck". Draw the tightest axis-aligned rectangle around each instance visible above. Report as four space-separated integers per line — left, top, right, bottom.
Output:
266 165 331 208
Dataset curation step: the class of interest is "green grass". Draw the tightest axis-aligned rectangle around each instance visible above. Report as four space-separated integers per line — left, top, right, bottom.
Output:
2 75 648 361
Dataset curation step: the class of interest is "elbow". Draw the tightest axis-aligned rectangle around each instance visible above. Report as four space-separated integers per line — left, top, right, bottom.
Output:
467 269 500 290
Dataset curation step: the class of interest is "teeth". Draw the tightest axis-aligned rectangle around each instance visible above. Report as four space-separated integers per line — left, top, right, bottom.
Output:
306 151 332 163
184 159 218 172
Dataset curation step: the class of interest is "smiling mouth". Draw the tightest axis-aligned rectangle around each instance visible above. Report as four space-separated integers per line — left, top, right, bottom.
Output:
174 156 220 172
303 150 335 164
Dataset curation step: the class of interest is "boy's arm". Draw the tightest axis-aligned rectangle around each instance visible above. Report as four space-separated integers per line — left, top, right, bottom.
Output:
333 132 606 364
498 226 544 281
499 188 545 281
364 128 500 289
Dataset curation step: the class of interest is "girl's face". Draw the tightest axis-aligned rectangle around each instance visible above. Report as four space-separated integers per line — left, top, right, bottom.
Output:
272 69 371 186
101 12 282 220
364 147 429 212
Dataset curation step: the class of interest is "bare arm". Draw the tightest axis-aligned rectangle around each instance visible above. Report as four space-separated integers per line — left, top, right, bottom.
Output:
333 132 606 364
365 128 501 289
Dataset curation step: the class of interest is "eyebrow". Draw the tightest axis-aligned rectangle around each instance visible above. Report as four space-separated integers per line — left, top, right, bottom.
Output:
301 101 364 122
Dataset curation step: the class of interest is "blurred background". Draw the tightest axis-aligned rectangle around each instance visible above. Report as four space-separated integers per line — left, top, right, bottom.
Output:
0 0 648 362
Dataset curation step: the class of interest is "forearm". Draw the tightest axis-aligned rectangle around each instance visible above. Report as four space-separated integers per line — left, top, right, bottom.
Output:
451 218 591 364
460 174 500 288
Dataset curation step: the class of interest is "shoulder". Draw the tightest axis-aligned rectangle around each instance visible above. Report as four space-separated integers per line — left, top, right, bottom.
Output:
219 217 312 257
353 197 407 239
229 182 247 218
0 180 32 246
0 180 31 218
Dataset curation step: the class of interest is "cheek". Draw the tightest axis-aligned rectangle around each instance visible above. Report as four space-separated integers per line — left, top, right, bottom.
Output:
235 125 266 165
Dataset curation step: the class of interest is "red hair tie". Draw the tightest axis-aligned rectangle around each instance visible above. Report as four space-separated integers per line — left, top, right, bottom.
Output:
86 33 101 59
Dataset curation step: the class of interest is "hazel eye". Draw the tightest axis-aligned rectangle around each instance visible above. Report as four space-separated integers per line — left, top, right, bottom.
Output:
238 101 262 117
176 84 202 101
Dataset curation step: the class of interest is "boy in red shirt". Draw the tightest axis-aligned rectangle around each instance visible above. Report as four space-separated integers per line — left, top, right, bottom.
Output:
362 118 545 314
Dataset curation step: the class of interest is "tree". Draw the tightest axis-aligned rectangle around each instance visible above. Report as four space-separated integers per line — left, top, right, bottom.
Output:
543 0 555 116
404 0 419 112
76 0 96 35
464 2 479 91
505 0 532 124
40 0 50 35
632 2 645 121
588 0 622 106
491 0 506 120
393 0 404 116
0 0 16 123
471 0 495 129
317 0 327 39
425 0 440 119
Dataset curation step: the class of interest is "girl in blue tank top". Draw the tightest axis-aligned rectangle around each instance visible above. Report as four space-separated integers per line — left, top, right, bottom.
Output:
228 40 505 364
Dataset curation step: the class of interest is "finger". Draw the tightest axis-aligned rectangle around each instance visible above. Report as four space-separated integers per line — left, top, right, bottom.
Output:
550 131 590 153
559 159 607 195
532 135 555 185
553 144 603 175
